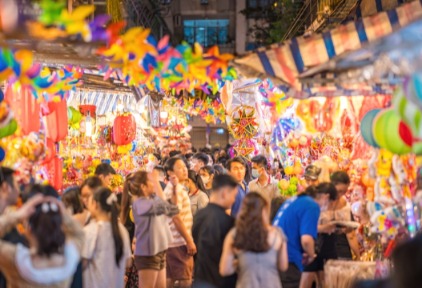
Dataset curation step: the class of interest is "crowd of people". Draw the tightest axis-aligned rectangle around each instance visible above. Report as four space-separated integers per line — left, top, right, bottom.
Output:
0 147 418 288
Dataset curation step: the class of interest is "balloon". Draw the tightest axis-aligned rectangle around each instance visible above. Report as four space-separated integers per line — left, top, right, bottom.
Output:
393 84 422 138
0 147 5 162
360 109 380 148
373 109 412 155
412 142 422 156
398 121 413 146
0 90 3 102
0 118 17 138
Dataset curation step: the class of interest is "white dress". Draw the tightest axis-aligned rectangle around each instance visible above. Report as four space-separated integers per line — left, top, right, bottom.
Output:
82 221 131 288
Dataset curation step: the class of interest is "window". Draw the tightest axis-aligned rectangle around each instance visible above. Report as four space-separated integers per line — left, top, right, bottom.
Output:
183 19 229 47
247 0 273 9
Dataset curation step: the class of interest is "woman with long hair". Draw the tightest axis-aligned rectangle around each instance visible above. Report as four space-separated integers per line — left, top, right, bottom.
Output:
187 170 209 216
83 187 131 288
302 182 357 288
220 192 288 288
124 170 179 288
199 166 215 196
0 193 83 287
79 176 103 226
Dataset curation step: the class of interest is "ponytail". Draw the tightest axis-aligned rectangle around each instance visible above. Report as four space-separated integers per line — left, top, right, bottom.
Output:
110 199 123 267
121 171 149 224
93 187 124 267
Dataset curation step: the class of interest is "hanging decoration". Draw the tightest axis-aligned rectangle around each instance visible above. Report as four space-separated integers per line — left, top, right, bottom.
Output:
113 113 136 146
11 0 237 94
5 85 40 135
229 105 258 139
177 94 226 124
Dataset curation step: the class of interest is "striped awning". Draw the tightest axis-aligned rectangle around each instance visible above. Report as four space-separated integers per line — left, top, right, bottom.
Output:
234 0 422 97
67 90 139 115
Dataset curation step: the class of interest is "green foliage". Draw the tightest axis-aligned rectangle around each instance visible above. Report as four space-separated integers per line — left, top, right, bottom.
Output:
241 0 301 46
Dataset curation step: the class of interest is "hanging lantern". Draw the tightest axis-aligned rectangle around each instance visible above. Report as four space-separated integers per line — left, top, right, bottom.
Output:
45 156 63 190
5 86 40 135
44 100 68 142
79 105 96 138
113 113 136 145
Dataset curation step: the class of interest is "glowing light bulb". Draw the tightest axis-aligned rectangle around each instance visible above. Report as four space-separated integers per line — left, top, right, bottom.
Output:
85 111 93 137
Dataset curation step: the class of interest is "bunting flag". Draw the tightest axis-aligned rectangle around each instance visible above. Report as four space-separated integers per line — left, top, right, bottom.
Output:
234 0 422 97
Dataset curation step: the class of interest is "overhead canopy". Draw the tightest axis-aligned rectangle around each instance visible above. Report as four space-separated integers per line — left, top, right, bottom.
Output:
234 0 422 98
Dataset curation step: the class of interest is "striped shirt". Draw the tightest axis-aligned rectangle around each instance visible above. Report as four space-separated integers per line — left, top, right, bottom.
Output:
164 183 193 248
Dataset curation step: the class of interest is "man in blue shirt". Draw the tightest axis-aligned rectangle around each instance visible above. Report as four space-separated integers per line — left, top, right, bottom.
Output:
273 184 330 288
227 157 249 217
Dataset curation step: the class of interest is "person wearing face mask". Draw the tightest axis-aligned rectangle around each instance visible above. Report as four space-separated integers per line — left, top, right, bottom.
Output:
248 155 279 203
198 166 215 196
302 182 348 288
190 153 209 174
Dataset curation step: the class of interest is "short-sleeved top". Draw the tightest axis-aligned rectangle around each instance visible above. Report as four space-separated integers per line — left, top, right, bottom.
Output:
132 196 173 256
192 203 236 288
82 221 131 288
164 183 193 248
273 195 320 271
231 182 248 217
189 190 209 216
248 178 279 202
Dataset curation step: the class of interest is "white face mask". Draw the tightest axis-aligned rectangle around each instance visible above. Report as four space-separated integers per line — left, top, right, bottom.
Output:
201 176 210 185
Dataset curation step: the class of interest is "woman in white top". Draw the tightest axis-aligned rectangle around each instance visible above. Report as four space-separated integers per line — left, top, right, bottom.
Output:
82 187 131 288
187 170 209 216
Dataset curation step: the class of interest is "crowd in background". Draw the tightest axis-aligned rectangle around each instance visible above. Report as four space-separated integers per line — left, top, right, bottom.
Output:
0 146 417 288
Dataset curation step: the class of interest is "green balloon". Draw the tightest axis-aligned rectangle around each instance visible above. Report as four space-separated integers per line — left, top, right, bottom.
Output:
68 107 82 125
0 119 17 138
413 142 422 155
373 109 412 155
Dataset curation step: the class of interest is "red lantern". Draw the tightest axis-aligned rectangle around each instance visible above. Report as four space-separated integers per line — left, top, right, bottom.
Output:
40 138 56 164
45 156 63 190
79 104 96 117
113 113 136 145
4 86 40 135
44 100 68 142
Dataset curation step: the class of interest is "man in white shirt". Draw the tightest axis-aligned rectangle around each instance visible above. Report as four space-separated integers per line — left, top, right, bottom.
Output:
248 155 279 202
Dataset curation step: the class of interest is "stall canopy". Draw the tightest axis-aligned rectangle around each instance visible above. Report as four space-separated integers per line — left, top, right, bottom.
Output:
234 0 422 98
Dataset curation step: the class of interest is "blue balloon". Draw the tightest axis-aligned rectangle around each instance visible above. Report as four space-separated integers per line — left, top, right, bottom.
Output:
0 147 5 162
131 141 137 153
360 109 381 148
0 90 4 102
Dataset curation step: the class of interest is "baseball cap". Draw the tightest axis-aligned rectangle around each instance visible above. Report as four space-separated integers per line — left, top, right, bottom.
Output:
304 165 322 180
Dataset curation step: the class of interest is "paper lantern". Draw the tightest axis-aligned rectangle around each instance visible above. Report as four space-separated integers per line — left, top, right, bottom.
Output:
45 156 63 190
360 109 381 148
41 138 56 164
113 113 136 145
373 109 411 155
79 104 96 118
5 86 40 135
44 100 68 142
